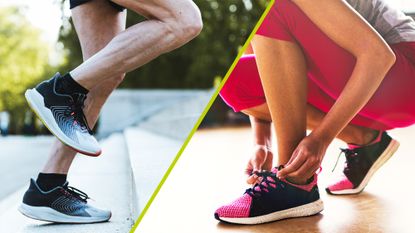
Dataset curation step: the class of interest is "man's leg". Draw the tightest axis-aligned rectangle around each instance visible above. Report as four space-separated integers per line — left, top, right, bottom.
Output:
41 0 126 175
25 0 202 155
19 1 125 223
70 0 203 89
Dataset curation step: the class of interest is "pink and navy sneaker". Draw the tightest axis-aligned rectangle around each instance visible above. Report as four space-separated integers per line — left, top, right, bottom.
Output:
214 167 324 224
326 131 399 195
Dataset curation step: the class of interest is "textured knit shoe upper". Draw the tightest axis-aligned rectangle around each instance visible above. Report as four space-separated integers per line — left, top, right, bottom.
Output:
215 168 320 220
327 131 393 192
28 73 100 155
22 179 111 221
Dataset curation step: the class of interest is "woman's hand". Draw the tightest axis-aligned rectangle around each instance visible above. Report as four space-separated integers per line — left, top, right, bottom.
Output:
278 134 328 182
246 145 273 184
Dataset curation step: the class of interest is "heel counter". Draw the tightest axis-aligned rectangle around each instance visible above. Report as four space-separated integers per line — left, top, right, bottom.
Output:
311 185 321 201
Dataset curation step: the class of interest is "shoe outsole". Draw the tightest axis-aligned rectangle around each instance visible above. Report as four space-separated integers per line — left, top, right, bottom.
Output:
25 89 101 157
215 199 324 225
326 139 400 195
19 203 111 224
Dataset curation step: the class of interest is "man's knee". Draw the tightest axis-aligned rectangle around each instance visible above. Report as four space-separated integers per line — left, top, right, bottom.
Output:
167 1 203 45
178 2 203 40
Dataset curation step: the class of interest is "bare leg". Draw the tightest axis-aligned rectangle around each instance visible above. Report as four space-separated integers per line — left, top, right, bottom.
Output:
70 0 203 89
243 103 378 149
251 36 308 167
42 1 126 174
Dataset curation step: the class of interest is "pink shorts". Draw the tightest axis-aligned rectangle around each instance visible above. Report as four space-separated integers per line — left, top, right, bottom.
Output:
220 0 415 130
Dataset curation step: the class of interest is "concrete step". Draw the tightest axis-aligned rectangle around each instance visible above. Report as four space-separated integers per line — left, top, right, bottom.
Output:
0 136 53 200
98 89 209 138
137 89 214 140
0 133 136 233
123 127 182 215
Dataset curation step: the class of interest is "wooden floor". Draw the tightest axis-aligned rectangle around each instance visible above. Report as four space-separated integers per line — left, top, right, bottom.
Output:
136 126 415 233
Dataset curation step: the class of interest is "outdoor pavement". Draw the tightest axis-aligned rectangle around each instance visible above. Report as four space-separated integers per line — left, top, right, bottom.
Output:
0 89 209 233
136 126 415 233
0 133 135 233
0 136 53 200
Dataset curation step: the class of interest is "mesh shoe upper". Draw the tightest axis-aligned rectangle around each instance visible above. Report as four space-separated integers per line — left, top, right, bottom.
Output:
215 169 320 219
22 179 109 218
337 131 392 188
36 73 92 142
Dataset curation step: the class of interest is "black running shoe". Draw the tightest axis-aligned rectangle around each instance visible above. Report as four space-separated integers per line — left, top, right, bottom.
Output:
326 131 399 195
25 73 101 156
19 179 111 223
214 168 323 224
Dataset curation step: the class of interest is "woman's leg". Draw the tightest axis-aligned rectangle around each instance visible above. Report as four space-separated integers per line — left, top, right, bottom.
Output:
255 0 415 130
251 36 307 170
243 103 378 146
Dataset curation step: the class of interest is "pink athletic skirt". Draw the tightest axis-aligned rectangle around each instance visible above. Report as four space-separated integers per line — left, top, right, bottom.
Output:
220 0 415 130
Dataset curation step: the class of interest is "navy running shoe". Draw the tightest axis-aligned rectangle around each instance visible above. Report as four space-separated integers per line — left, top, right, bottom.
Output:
25 73 101 156
326 131 399 195
19 179 111 223
215 168 323 224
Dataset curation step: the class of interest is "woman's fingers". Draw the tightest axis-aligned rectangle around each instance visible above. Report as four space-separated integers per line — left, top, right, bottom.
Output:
246 174 259 184
285 160 320 180
278 150 306 178
263 150 273 171
246 149 273 184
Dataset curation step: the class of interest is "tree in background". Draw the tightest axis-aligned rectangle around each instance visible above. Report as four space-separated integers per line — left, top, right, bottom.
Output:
0 7 52 133
58 0 268 89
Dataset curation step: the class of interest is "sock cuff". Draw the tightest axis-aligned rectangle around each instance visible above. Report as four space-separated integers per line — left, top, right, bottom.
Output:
36 173 68 191
60 73 89 94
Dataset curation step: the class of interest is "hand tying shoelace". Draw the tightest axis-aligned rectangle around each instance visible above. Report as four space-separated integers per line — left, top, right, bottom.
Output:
246 166 286 197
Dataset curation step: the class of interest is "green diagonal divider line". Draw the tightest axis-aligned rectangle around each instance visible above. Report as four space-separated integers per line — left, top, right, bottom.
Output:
129 1 275 232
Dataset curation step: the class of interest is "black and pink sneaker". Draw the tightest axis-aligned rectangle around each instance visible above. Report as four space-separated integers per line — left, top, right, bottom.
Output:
214 168 323 224
326 131 399 195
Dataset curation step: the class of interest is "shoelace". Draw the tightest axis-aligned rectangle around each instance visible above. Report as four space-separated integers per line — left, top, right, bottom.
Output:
332 148 359 172
245 171 284 197
61 185 89 203
65 93 93 134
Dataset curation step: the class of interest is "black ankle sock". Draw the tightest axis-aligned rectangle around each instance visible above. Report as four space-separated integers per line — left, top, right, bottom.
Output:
36 173 68 191
56 73 88 95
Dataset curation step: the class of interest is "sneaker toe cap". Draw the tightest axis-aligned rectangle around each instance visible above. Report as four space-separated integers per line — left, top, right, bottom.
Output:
215 194 252 219
85 206 112 221
327 176 354 192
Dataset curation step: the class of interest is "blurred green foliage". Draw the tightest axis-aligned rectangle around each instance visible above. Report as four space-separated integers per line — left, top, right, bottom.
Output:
58 0 268 88
0 1 268 133
0 7 52 133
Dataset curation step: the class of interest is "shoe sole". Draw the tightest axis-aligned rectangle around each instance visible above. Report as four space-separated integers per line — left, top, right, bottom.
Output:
19 203 111 224
25 89 101 156
215 199 324 225
326 139 400 195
